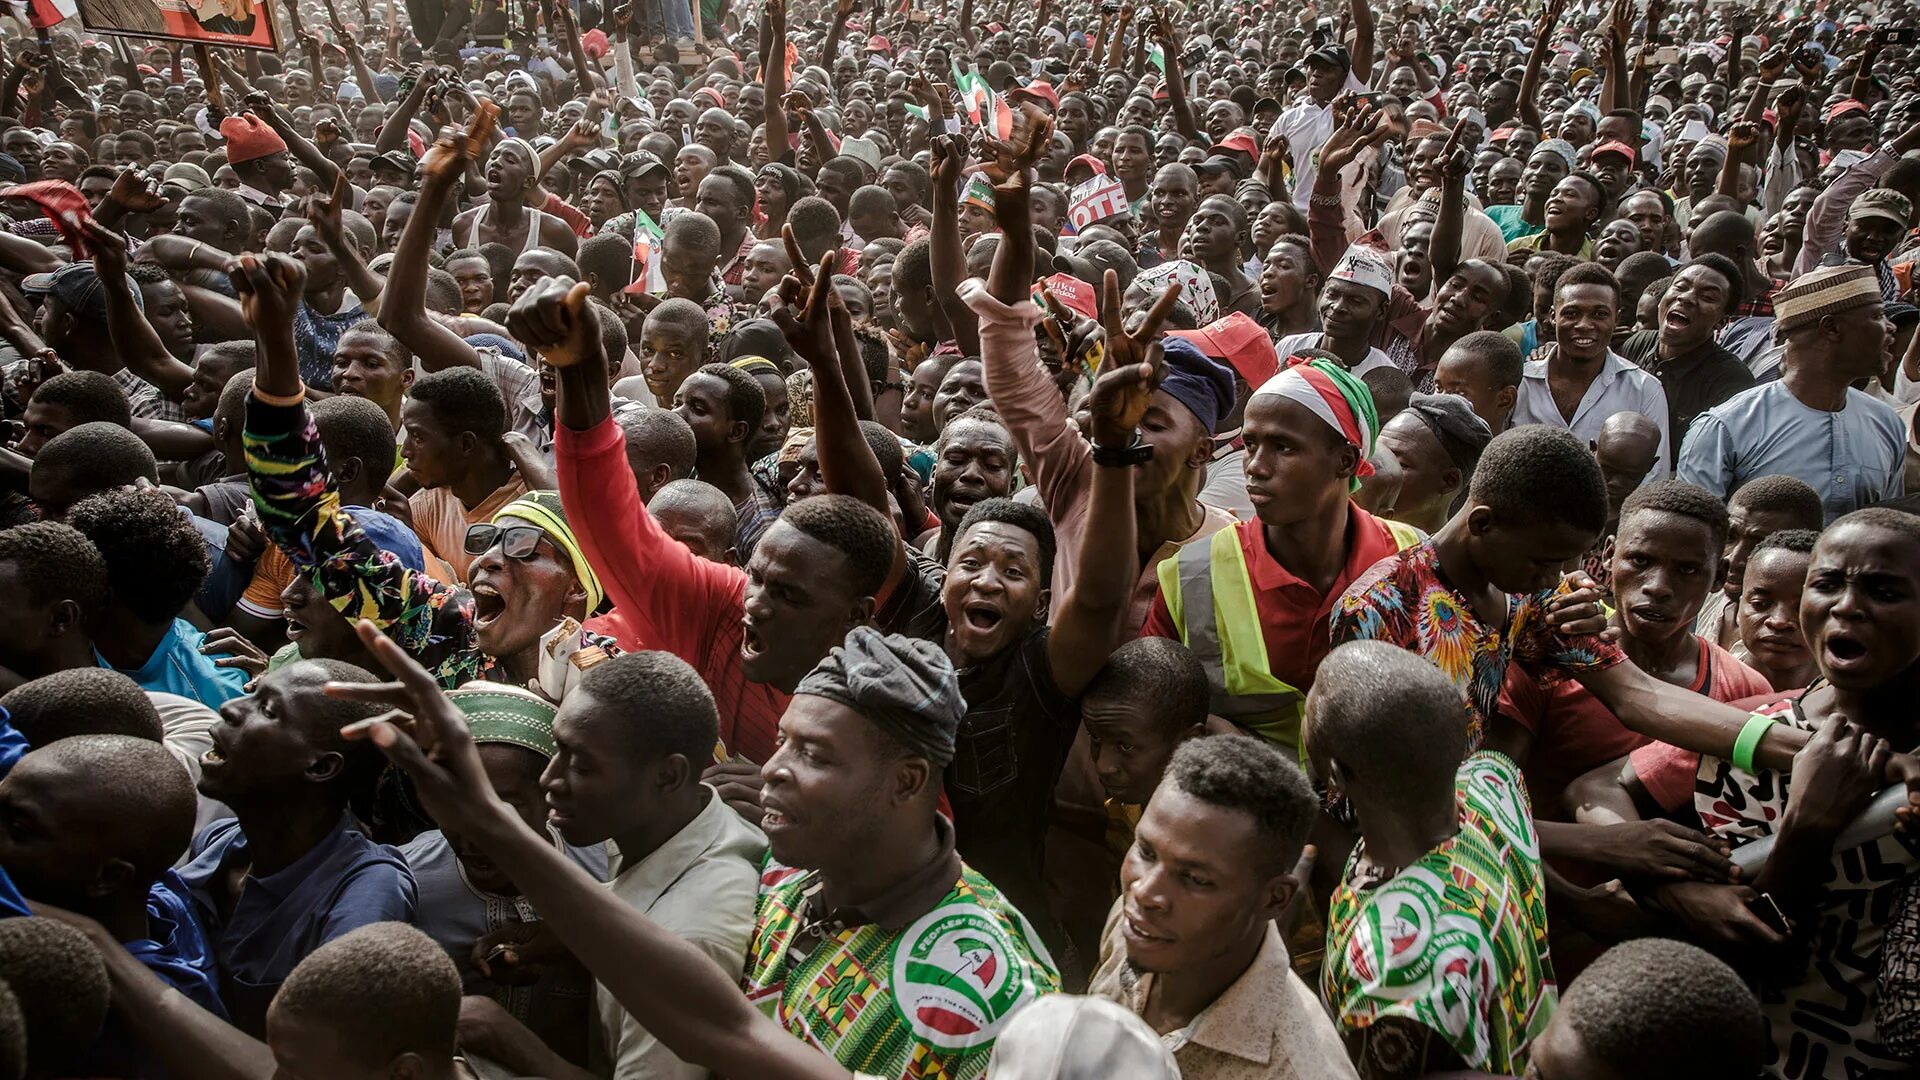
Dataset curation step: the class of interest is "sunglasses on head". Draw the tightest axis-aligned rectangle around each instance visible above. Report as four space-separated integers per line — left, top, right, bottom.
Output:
464 523 547 559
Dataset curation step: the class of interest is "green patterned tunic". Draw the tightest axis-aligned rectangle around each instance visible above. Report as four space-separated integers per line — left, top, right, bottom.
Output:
1322 751 1558 1075
741 861 1059 1080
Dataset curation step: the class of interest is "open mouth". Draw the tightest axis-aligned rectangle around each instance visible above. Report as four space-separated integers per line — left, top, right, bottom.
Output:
962 601 1004 633
760 796 797 831
1122 906 1171 944
1825 635 1868 663
472 582 506 630
284 614 307 640
741 620 764 660
1629 605 1673 624
201 746 225 766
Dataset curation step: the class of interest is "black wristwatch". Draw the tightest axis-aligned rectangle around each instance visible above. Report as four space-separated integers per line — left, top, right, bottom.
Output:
1091 433 1154 468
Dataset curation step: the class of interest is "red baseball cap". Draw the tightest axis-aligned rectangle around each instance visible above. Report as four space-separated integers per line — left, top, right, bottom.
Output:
1590 139 1636 164
1010 81 1060 110
1039 273 1098 321
1209 129 1259 157
1167 312 1278 388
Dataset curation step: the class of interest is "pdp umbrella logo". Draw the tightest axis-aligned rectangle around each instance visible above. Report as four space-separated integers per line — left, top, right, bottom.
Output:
893 904 1035 1050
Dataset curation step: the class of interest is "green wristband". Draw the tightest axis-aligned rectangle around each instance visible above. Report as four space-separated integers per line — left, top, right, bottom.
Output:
1732 713 1777 774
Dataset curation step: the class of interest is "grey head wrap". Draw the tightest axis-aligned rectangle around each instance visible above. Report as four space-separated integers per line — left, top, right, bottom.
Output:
1406 392 1493 473
795 626 964 766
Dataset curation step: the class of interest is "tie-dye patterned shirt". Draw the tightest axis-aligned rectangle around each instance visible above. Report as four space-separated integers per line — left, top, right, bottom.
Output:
1329 540 1624 747
245 395 491 689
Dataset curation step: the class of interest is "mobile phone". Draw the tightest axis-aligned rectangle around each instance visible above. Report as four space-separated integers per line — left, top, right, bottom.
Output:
1877 26 1917 46
1746 891 1791 935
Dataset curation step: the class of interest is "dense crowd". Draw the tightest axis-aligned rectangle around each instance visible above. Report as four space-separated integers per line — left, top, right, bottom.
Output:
0 0 1914 1074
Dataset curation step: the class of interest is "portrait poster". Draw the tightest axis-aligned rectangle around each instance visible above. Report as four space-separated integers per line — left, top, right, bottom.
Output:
77 0 278 51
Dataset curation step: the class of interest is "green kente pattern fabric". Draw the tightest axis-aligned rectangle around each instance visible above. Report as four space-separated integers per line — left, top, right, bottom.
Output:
1323 751 1558 1074
741 861 1059 1080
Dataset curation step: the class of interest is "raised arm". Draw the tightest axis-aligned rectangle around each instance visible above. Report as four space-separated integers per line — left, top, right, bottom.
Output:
236 250 483 688
1151 8 1200 141
83 219 195 398
776 238 891 517
928 134 980 356
1346 0 1376 85
1850 33 1882 103
378 108 497 373
1429 122 1467 286
335 623 851 1080
1047 274 1176 696
1517 0 1563 134
1600 0 1630 114
823 0 855 72
763 0 789 157
1717 121 1760 201
303 170 387 315
374 67 438 156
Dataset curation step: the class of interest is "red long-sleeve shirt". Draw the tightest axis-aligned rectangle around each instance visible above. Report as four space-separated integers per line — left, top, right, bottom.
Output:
556 415 788 763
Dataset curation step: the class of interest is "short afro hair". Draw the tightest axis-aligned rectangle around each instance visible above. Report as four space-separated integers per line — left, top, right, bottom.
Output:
1552 260 1620 308
859 419 906 488
619 407 698 481
787 196 843 248
0 669 163 747
270 923 460 1072
67 486 209 624
1306 641 1470 809
1559 938 1763 1079
1619 479 1730 552
409 366 508 442
1469 425 1608 537
894 236 933 297
310 395 398 487
955 497 1058 589
1753 527 1820 558
0 918 109 1075
1830 506 1920 551
1450 330 1524 389
1083 637 1210 735
31 422 159 499
1161 734 1318 875
26 370 130 429
423 267 463 315
1684 252 1747 312
578 231 636 293
1730 474 1824 530
0 520 107 615
694 362 767 434
341 318 415 369
663 209 722 260
574 651 719 767
778 494 897 597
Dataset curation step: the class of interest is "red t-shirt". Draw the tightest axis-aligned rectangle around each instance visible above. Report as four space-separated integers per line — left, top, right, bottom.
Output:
1500 635 1773 817
1139 505 1404 698
1630 685 1793 815
558 416 789 763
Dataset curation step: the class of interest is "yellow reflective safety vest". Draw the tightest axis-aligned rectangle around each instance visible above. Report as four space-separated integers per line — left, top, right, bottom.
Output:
1157 518 1425 754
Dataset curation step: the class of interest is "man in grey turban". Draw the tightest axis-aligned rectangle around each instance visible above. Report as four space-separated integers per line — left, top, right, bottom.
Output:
1376 392 1494 533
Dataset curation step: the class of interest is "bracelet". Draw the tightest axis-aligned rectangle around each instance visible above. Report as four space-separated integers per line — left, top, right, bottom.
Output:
251 385 308 407
1732 712 1777 774
187 239 204 265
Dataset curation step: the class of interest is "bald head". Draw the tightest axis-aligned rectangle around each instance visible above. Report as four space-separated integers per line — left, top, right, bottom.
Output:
1597 410 1662 458
650 479 738 564
1689 210 1754 260
1305 641 1469 813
